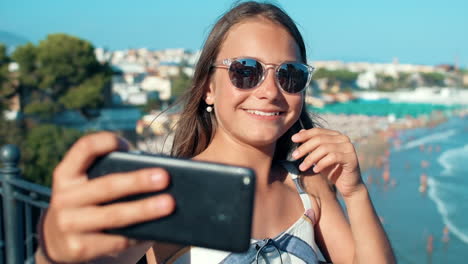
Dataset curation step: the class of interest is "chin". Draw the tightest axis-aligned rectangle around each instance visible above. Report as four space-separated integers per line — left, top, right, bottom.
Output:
242 133 282 148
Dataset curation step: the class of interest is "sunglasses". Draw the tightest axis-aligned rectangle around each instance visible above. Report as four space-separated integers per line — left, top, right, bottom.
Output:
212 57 315 94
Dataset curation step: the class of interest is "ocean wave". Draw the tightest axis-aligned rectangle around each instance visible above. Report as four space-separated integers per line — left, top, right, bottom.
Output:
427 177 468 244
398 129 456 151
438 144 468 176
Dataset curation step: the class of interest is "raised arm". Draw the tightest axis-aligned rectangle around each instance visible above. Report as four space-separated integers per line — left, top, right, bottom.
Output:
292 128 396 264
35 132 175 264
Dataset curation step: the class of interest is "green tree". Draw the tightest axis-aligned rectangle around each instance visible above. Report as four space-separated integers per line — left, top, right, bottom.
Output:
396 72 411 88
0 119 24 155
21 124 83 186
0 44 9 107
59 73 109 109
421 72 445 87
0 43 16 101
312 68 358 91
376 74 398 91
0 44 9 84
0 34 113 186
142 96 162 113
171 69 192 99
11 34 113 121
313 68 359 82
0 44 23 148
10 43 39 114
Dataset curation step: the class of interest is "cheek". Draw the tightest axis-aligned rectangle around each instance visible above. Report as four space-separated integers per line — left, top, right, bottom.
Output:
288 94 304 114
214 74 243 104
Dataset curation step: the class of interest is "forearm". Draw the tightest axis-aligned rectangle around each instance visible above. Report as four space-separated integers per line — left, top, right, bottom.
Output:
35 241 153 264
343 185 396 264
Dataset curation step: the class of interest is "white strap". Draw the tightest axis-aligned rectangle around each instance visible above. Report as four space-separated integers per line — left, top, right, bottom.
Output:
280 161 312 210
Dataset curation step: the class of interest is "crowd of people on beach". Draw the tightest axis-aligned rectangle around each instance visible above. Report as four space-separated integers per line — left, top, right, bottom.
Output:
324 109 468 263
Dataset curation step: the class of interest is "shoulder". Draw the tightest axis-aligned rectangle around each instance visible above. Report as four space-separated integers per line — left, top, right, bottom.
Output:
300 168 337 222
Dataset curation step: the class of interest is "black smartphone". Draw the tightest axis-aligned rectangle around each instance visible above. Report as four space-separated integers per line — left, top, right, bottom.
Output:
86 151 256 252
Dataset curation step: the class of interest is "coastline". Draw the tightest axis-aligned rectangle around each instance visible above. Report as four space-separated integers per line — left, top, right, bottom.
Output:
318 108 468 263
317 108 467 172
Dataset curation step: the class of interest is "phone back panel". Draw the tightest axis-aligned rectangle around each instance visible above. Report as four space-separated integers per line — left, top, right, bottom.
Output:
87 152 255 252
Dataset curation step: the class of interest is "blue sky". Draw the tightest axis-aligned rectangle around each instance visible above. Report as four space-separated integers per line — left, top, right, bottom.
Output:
1 0 467 67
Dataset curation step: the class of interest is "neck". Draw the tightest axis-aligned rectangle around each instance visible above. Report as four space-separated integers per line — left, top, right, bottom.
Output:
193 133 277 190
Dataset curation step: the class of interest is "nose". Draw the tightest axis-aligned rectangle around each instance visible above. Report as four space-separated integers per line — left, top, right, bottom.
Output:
253 66 280 99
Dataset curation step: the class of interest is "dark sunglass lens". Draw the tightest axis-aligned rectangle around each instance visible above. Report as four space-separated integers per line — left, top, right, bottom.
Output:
228 59 262 89
277 63 309 93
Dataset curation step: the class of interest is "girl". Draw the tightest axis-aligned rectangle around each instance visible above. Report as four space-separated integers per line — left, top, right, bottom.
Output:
36 2 395 263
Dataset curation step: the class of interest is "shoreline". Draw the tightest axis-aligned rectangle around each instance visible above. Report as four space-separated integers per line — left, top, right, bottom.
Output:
318 108 468 173
319 109 468 263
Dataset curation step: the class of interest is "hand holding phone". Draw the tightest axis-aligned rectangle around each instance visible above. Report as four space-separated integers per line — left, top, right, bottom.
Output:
39 132 174 263
86 151 256 252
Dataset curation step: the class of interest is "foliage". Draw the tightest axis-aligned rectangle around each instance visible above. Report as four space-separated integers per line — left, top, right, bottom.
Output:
0 34 111 187
24 100 59 119
376 74 397 91
10 34 113 120
313 68 359 83
171 69 192 99
0 44 8 63
0 44 8 109
312 68 358 91
142 96 162 113
0 43 14 97
0 119 23 148
0 44 9 83
59 73 109 109
421 72 445 87
396 72 411 88
11 43 38 86
0 118 83 187
21 124 83 186
36 34 100 92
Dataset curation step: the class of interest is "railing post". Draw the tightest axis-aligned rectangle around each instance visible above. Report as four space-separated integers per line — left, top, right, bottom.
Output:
0 145 25 264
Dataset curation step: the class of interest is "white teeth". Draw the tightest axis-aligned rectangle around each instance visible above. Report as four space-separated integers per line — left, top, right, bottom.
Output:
246 110 280 116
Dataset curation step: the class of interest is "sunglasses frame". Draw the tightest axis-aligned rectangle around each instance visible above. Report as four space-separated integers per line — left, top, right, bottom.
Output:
212 57 315 94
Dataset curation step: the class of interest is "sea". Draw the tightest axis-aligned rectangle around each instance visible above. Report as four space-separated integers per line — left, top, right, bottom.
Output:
363 114 468 264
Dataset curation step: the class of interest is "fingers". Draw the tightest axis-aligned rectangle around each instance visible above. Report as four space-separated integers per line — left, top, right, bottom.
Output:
54 194 175 233
54 168 170 208
298 143 341 171
313 152 348 173
290 128 357 172
45 132 167 262
292 133 349 160
299 142 357 173
54 132 129 190
47 232 138 263
291 127 340 143
45 166 174 262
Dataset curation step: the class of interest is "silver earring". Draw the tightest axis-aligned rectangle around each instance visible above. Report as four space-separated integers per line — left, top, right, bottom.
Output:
206 105 213 113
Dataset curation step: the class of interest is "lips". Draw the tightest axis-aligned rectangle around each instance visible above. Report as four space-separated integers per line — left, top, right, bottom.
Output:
244 109 283 116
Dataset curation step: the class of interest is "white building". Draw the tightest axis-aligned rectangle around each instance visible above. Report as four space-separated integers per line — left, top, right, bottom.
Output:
158 62 180 78
141 76 172 101
95 48 112 63
356 71 378 89
313 60 437 75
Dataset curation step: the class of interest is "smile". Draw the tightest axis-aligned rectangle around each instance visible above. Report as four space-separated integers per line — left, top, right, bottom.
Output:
245 110 281 116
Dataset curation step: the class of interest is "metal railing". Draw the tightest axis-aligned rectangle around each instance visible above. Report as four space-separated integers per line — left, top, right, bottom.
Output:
0 144 51 264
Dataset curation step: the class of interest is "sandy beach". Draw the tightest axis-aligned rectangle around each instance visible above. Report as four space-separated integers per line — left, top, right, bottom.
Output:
319 109 468 264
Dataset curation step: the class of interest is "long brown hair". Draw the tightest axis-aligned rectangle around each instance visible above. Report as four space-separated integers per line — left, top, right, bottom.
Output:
171 1 317 160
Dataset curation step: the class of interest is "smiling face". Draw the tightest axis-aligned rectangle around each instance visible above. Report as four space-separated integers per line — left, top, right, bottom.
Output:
206 17 304 149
